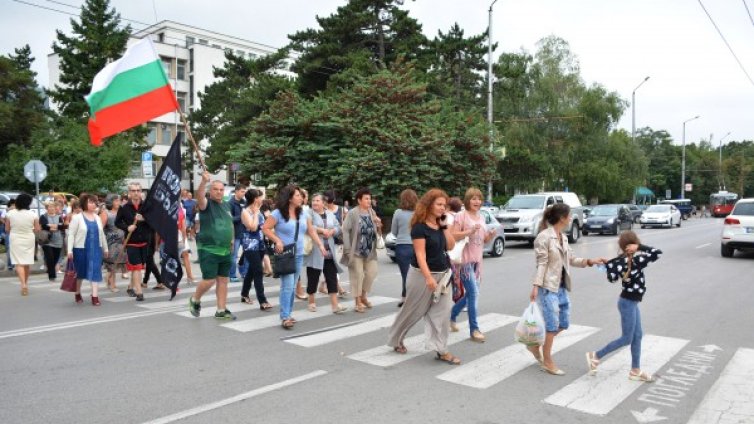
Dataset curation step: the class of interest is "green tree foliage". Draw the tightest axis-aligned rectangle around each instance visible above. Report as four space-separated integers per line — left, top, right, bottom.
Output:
0 117 135 194
427 23 490 109
288 0 427 96
191 50 295 172
230 64 495 201
49 0 130 119
0 45 47 160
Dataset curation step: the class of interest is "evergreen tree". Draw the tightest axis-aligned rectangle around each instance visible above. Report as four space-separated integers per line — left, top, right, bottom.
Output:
288 0 427 96
0 45 47 159
49 0 130 119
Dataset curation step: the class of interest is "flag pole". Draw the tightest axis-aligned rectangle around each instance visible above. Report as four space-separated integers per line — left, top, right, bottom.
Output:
178 109 206 171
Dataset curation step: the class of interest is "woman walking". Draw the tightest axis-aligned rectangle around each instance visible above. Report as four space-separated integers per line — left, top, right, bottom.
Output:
100 194 125 292
40 202 66 282
5 193 40 295
391 189 417 307
240 189 272 311
387 189 461 365
449 188 497 342
586 231 662 382
67 194 108 305
341 188 382 313
527 203 604 375
305 194 348 314
263 185 325 329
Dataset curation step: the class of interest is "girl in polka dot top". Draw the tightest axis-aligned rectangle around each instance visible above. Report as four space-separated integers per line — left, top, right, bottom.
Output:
585 231 662 382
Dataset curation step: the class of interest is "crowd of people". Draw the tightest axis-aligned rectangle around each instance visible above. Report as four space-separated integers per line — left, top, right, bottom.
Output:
1 182 662 381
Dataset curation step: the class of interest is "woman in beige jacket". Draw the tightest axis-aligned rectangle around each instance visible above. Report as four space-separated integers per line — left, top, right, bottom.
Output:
528 203 605 375
340 188 382 313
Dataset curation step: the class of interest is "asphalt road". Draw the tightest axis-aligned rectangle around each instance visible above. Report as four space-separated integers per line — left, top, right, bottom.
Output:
1 218 752 424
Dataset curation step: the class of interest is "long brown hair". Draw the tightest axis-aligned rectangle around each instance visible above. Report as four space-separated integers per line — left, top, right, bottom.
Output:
410 189 449 227
538 203 570 233
618 230 641 280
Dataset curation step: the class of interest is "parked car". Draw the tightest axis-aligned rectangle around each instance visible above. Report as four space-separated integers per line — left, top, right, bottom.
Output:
639 204 681 228
385 209 506 261
627 204 643 223
496 191 584 244
720 198 754 258
582 204 633 235
0 191 46 217
659 199 693 220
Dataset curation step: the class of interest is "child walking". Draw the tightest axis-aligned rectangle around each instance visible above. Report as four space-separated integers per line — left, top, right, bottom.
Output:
586 231 662 382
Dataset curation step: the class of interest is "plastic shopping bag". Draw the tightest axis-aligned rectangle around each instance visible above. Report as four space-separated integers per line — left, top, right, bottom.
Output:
514 302 546 346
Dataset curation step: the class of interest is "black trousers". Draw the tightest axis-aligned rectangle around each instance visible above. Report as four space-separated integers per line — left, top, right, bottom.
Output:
142 244 162 285
241 250 267 303
306 259 338 295
42 245 61 280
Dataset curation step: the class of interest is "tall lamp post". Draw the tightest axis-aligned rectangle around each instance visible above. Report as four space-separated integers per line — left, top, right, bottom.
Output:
631 76 650 143
718 131 731 190
486 0 499 204
681 115 700 199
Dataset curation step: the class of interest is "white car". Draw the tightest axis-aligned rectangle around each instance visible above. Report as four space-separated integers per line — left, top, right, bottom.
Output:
720 198 754 258
639 204 681 228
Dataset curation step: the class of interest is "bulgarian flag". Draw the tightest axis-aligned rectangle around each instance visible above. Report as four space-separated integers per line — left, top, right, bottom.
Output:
85 38 178 146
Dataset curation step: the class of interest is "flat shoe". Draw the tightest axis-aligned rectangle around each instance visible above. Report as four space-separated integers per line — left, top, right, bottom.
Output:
307 304 317 312
470 330 486 343
362 300 373 308
393 345 407 354
295 293 307 300
332 305 348 314
435 352 461 365
241 296 254 305
541 365 566 376
629 371 656 382
586 352 600 375
354 305 366 313
259 303 273 311
21 287 29 296
449 321 459 332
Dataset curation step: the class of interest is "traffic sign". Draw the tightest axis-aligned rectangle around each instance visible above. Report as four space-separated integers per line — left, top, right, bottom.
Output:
24 160 47 183
685 183 693 192
142 151 154 178
141 151 153 161
665 189 671 199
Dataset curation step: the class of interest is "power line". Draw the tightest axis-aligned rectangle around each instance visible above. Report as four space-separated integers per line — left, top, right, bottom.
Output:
744 0 754 28
697 0 754 87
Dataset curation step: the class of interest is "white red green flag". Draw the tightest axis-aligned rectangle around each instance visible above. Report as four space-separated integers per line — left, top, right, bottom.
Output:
85 38 178 146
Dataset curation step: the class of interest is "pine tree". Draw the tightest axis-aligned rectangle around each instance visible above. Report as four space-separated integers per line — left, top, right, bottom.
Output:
49 0 130 119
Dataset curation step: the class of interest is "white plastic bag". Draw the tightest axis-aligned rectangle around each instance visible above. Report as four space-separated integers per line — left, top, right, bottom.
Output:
448 237 468 265
514 302 546 346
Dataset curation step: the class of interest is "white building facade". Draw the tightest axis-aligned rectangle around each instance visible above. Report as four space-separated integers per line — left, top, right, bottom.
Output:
47 20 294 190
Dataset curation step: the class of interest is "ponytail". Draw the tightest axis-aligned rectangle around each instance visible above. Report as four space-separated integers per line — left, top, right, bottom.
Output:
538 203 570 233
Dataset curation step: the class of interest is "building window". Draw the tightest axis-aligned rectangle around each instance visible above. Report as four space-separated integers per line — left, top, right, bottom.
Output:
189 49 193 72
248 52 258 59
158 33 165 43
160 57 173 78
189 76 194 106
177 92 187 113
198 39 208 45
236 49 244 56
160 124 173 145
186 36 195 47
176 60 186 80
146 123 157 146
212 44 221 49
177 129 186 144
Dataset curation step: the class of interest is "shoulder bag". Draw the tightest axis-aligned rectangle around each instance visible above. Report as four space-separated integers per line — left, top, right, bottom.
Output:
272 218 299 276
448 212 467 265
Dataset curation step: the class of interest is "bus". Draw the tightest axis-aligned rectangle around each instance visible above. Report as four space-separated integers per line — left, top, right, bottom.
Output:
709 191 738 217
659 199 693 219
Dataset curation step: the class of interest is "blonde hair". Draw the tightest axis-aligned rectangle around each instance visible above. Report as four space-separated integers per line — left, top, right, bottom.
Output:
463 187 484 210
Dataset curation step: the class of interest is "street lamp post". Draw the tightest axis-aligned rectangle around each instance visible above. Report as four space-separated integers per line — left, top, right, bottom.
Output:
631 76 650 144
681 115 700 199
486 0 499 204
718 131 731 190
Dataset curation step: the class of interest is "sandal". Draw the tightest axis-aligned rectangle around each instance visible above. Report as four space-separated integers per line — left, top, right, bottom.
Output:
354 304 366 313
281 319 295 329
241 296 254 305
259 303 273 311
362 299 373 309
332 305 348 314
586 352 600 375
295 293 307 300
21 287 29 296
393 345 408 354
629 371 656 383
435 352 461 365
307 303 317 312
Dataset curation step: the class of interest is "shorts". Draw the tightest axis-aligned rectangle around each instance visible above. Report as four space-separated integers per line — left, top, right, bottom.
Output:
125 245 149 271
538 286 570 332
198 249 231 280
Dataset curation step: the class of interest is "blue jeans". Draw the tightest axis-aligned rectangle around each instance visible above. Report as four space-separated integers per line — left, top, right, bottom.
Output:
279 255 304 320
229 238 247 279
394 244 414 298
538 286 570 332
596 297 643 369
450 263 480 334
5 233 12 268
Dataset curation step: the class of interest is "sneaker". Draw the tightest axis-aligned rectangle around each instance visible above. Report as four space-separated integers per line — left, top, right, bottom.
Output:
126 288 136 297
214 309 237 320
229 277 240 283
188 297 201 317
135 294 144 302
450 321 459 332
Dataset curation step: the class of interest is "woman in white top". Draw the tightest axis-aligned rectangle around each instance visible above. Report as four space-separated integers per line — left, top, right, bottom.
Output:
5 193 40 296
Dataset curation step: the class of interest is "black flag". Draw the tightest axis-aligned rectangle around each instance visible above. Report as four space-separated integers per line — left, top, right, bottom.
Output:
143 134 184 299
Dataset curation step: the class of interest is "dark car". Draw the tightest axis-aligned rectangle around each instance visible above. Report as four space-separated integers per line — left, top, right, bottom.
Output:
627 204 643 223
582 204 633 236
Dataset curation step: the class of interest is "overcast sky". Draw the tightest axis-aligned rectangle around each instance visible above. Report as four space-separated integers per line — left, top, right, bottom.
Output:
2 0 753 147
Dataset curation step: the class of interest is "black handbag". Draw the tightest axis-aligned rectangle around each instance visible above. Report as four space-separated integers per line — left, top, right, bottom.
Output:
272 219 299 276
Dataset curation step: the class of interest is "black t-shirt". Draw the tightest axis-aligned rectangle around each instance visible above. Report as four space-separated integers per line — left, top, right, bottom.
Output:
410 223 450 272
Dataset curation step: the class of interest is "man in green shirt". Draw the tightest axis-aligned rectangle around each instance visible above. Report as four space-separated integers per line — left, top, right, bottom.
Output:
188 171 236 320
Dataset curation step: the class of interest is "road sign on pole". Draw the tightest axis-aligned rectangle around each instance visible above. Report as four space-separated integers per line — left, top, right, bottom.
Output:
685 183 693 192
142 151 154 178
665 189 671 200
24 160 47 217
